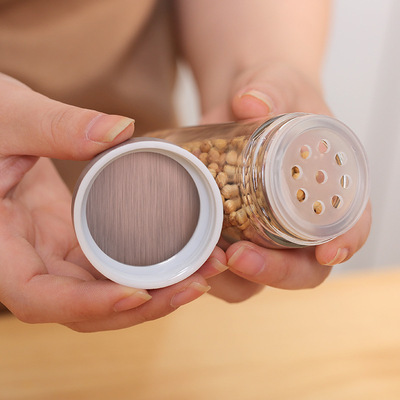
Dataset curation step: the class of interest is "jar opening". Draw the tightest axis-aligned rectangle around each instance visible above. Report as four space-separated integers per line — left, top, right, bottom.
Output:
86 151 200 266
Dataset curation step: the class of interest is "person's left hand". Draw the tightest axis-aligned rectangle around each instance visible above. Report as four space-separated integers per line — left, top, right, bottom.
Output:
200 63 372 302
0 75 213 332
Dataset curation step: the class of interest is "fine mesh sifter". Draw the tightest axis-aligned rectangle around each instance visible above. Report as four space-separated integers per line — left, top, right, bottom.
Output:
73 113 369 288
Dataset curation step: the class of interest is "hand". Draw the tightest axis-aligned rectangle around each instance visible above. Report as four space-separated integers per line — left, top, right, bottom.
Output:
201 63 372 302
0 74 212 332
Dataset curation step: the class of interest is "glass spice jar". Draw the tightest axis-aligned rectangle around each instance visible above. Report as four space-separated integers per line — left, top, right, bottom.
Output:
150 113 370 249
73 113 369 288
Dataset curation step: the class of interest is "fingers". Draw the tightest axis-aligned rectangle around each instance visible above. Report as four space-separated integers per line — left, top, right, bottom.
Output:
0 74 134 159
315 201 372 266
230 63 331 120
199 246 264 302
207 271 264 303
0 234 144 323
208 203 370 296
14 274 153 325
197 246 228 279
0 233 210 331
225 241 332 290
65 275 210 332
0 155 38 197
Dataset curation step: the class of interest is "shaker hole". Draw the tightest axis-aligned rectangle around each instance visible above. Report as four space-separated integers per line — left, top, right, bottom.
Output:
315 170 327 184
335 152 347 166
318 139 330 154
296 189 307 202
313 201 325 215
331 195 343 209
340 174 351 189
291 165 302 179
300 145 311 159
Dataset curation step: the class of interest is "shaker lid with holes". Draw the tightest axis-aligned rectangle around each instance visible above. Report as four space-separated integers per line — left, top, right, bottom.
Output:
72 138 223 289
264 114 369 242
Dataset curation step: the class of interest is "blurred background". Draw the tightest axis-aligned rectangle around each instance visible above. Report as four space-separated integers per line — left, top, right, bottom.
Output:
174 0 400 272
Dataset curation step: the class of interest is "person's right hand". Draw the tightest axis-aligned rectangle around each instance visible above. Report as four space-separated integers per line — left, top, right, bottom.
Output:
199 63 372 303
0 74 217 332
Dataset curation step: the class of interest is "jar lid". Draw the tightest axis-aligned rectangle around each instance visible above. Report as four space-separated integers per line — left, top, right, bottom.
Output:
264 114 370 244
73 138 223 289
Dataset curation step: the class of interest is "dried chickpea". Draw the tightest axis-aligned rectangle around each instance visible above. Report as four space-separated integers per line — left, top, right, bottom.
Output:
228 212 238 226
208 147 220 163
199 152 208 165
200 140 212 153
226 150 238 166
223 164 236 182
218 153 226 168
184 135 256 243
213 138 227 152
216 172 228 189
224 197 241 214
235 208 248 225
208 168 217 178
238 220 250 230
208 162 220 173
192 147 202 158
221 184 239 199
231 136 245 150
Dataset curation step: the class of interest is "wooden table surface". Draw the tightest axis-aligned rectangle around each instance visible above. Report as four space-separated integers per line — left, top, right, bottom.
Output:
1 266 400 400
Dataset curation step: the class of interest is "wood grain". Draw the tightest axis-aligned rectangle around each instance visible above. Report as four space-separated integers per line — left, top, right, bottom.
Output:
1 267 400 400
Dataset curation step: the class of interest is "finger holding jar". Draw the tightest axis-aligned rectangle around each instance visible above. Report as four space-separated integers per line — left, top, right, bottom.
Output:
208 201 370 300
204 64 372 301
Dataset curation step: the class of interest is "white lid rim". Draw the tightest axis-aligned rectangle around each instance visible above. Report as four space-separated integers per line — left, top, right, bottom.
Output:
73 139 223 289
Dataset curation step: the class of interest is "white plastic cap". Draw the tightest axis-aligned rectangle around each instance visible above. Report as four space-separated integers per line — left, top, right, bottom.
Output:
265 114 369 244
73 138 223 289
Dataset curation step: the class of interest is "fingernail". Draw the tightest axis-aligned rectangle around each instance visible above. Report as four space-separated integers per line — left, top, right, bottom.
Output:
113 288 152 312
209 257 229 273
201 257 229 279
239 90 275 115
324 248 349 266
86 114 135 143
228 246 265 275
170 282 211 309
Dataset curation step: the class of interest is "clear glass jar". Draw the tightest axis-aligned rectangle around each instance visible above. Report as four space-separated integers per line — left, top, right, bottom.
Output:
73 113 369 288
150 113 370 249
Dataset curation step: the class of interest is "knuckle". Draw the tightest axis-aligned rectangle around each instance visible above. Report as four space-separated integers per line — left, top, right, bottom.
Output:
42 105 73 152
269 261 292 288
0 156 37 197
42 104 92 160
235 62 292 102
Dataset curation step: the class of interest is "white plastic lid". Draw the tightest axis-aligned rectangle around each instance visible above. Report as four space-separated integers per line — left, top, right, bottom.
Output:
73 138 223 289
265 114 369 244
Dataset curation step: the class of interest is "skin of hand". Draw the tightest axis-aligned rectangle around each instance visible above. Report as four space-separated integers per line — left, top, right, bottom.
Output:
200 64 372 302
0 74 222 332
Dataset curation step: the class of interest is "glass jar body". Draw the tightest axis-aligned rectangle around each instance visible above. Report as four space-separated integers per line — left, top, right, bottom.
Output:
150 113 369 250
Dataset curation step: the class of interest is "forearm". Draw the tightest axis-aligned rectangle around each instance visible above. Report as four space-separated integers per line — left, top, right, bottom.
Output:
173 0 331 113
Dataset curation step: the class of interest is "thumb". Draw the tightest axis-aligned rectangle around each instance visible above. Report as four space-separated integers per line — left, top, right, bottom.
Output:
0 74 134 160
230 64 330 120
